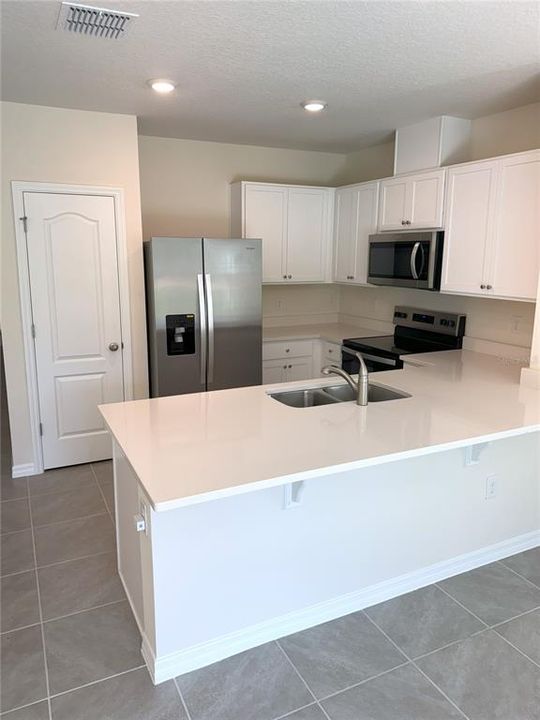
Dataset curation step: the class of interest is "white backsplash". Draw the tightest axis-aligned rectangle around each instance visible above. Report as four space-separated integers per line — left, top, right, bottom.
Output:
263 283 535 352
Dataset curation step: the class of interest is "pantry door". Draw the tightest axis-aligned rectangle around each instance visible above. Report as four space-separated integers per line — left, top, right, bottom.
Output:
23 191 125 469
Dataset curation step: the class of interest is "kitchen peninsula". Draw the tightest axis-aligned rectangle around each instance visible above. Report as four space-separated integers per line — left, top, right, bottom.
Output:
100 350 540 684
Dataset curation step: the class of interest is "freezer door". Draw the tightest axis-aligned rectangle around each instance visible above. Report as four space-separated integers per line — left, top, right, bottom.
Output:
145 237 206 397
203 238 262 391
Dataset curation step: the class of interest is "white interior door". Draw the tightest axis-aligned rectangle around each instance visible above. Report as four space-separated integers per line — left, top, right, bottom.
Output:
24 192 125 469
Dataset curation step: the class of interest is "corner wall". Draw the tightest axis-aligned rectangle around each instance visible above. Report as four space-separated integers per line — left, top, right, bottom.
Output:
1 102 147 468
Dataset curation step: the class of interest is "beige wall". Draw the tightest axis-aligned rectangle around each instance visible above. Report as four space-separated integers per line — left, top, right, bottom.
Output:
1 102 147 468
470 102 540 161
138 135 347 240
337 141 395 185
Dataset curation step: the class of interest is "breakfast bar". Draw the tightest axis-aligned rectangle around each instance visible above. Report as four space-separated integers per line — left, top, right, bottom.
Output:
100 349 540 684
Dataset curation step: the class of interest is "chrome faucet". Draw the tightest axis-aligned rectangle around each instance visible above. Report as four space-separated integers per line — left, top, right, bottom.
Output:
321 348 369 406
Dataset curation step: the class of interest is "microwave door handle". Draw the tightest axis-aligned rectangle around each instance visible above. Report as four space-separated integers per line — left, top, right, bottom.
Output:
410 242 420 280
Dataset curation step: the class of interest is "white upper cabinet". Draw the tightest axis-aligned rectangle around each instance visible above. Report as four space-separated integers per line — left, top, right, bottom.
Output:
334 181 379 284
441 150 539 301
378 169 445 231
231 182 333 283
241 184 287 283
490 152 540 300
441 160 498 296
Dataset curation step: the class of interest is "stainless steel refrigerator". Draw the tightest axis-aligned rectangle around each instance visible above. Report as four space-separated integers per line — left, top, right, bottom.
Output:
144 237 262 397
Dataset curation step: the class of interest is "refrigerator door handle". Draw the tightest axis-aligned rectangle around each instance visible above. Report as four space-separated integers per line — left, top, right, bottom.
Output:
205 273 215 383
197 273 207 385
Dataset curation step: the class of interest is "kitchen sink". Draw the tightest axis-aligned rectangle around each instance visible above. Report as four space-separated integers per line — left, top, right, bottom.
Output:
268 388 340 408
323 383 411 403
269 382 410 407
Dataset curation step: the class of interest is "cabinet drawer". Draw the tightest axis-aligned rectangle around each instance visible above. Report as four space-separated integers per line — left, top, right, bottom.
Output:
263 340 313 360
321 341 341 360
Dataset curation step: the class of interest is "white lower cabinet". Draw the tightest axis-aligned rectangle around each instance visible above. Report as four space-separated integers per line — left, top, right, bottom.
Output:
262 339 342 383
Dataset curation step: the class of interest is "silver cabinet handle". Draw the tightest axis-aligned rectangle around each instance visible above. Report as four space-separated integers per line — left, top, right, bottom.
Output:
197 274 207 384
480 284 486 289
205 273 215 384
283 275 287 279
108 342 119 351
288 275 292 279
486 284 492 290
410 242 421 280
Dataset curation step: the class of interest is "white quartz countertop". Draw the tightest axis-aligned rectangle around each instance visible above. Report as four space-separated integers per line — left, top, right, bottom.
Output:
99 350 540 512
262 323 380 343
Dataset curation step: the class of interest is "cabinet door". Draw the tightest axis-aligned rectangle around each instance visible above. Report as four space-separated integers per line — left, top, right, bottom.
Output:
334 188 357 282
408 169 445 229
441 161 498 296
353 182 379 283
262 359 287 384
244 184 287 283
489 151 540 300
286 357 314 382
378 177 408 231
286 188 330 282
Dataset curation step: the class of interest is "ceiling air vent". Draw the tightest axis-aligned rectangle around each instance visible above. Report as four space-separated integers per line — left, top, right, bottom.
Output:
56 2 138 39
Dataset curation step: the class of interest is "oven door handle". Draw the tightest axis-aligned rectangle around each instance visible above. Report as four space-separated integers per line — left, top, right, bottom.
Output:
410 242 421 280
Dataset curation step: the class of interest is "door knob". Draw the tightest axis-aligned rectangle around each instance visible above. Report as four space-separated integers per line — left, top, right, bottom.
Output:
108 342 119 351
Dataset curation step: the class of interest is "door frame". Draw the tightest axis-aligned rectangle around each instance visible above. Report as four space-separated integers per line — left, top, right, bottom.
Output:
11 181 134 475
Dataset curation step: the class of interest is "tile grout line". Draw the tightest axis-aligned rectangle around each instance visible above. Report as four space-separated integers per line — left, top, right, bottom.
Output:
488 603 540 630
497 558 540 590
90 463 115 527
1 549 116 579
491 627 540 670
0 698 49 718
360 610 472 720
32 510 110 532
27 476 53 720
46 664 147 702
434 582 490 627
315 660 411 704
275 640 332 720
272 701 321 720
172 677 193 720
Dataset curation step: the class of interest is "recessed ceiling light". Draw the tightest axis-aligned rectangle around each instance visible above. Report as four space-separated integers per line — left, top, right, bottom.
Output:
149 79 176 94
301 100 327 113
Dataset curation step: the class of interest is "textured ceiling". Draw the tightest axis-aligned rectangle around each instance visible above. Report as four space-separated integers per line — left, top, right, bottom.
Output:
1 0 539 152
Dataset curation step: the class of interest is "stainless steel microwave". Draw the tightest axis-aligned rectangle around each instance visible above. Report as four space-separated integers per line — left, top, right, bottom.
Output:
367 231 444 290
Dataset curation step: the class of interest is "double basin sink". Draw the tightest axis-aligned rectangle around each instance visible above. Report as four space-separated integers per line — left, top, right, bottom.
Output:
269 383 410 408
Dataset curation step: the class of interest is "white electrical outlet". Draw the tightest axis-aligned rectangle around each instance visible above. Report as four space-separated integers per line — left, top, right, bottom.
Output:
485 474 498 500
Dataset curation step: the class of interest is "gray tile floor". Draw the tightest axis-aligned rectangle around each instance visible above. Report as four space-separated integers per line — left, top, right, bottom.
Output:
1 387 539 718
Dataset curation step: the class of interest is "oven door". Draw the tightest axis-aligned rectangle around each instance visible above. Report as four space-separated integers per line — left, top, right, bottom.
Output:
341 349 402 374
367 232 442 290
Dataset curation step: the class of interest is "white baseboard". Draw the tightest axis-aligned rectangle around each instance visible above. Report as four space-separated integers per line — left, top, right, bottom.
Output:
145 529 540 685
12 462 40 478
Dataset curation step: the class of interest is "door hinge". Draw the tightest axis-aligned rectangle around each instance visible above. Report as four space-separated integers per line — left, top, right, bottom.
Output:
20 216 28 233
39 422 43 436
31 324 36 339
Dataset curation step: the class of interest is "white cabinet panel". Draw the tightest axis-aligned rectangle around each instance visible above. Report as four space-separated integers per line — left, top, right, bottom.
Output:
262 359 288 384
441 160 497 296
378 178 408 231
334 182 379 284
243 184 287 283
286 358 314 382
233 182 333 284
490 152 540 300
409 170 445 229
379 169 445 231
334 188 356 282
287 188 329 282
441 150 539 301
